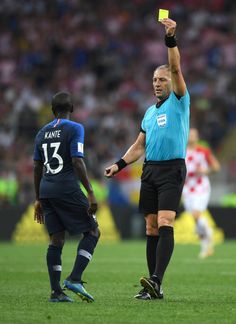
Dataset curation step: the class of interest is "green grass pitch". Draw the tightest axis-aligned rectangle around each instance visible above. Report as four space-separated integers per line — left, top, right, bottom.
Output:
0 240 236 324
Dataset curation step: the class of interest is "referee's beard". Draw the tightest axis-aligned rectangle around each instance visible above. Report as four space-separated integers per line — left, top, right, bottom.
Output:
154 87 171 102
156 92 169 102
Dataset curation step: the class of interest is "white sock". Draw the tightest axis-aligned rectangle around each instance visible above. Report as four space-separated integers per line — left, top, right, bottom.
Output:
196 218 208 237
196 218 213 254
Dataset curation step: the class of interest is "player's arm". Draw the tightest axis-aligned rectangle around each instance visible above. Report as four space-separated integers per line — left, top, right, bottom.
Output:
160 18 186 97
196 150 221 176
33 160 44 224
72 157 98 215
104 132 145 178
208 152 221 173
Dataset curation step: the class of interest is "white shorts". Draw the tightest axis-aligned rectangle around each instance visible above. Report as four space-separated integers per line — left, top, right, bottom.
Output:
182 191 210 212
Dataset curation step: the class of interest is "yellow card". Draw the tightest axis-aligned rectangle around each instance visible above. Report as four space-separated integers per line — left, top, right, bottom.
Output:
158 9 169 21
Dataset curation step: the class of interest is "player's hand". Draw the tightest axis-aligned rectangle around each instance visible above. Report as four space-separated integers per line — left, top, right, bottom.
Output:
196 166 209 176
104 164 119 178
160 18 176 36
34 200 44 224
87 192 98 216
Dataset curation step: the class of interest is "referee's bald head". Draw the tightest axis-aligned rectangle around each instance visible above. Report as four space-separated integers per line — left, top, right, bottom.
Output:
154 64 171 74
51 91 73 115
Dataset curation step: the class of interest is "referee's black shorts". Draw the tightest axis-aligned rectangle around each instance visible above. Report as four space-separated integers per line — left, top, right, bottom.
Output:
139 159 186 215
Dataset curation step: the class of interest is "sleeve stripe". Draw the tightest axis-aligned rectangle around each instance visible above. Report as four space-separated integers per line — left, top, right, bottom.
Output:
77 142 84 153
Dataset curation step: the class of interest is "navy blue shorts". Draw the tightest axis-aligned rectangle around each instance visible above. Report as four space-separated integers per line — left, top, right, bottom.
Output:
139 159 186 215
40 191 98 236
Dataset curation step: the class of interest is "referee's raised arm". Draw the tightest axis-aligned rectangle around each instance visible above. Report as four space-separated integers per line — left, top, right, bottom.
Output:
160 18 186 97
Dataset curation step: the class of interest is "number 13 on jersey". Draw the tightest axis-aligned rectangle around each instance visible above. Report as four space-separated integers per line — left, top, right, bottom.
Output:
42 142 63 174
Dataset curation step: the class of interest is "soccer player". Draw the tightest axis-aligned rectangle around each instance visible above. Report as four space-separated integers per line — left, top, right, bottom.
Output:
105 18 190 300
182 127 221 258
34 92 100 303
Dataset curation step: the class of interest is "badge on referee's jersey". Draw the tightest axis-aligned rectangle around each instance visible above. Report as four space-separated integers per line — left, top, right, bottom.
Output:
157 114 167 127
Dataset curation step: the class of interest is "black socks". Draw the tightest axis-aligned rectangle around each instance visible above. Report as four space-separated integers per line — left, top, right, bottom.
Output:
152 226 174 283
146 235 159 276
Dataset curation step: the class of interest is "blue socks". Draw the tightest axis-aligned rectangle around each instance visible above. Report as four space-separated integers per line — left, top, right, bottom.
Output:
46 245 63 293
69 233 99 282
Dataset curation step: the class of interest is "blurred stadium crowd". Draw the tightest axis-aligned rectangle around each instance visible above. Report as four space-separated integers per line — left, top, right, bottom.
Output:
0 0 236 205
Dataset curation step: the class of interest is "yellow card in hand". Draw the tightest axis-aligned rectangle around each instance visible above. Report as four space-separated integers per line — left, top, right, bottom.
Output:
158 9 169 21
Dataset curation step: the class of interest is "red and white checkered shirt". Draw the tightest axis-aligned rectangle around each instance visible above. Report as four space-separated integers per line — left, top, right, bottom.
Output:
183 145 212 195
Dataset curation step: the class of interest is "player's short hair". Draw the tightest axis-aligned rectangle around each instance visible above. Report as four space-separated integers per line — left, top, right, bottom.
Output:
51 91 73 115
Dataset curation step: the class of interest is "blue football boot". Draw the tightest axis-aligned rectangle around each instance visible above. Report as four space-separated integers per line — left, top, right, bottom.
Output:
63 279 94 303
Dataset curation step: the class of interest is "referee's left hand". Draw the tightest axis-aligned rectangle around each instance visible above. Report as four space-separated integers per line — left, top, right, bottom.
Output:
34 200 44 224
160 18 176 37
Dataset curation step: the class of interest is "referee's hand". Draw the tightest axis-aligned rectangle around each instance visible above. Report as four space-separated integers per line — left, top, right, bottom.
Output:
160 18 176 37
104 164 119 178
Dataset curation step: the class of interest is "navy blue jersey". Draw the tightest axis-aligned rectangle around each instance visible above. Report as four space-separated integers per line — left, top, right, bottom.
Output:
34 118 84 198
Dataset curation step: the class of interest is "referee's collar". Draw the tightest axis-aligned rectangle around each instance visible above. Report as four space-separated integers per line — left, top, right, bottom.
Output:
155 96 169 109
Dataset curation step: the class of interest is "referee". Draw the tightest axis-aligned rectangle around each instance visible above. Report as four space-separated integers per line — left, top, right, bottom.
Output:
105 18 190 300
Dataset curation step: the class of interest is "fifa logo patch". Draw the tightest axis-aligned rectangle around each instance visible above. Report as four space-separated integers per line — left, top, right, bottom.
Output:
157 114 167 127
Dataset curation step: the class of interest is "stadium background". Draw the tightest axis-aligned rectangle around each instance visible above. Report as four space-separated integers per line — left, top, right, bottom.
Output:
0 0 236 242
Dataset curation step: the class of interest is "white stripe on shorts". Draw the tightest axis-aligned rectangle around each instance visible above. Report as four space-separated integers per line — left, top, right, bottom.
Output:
78 249 92 261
